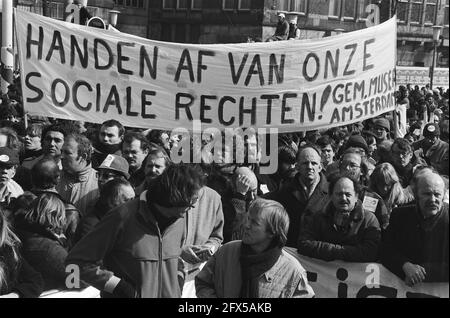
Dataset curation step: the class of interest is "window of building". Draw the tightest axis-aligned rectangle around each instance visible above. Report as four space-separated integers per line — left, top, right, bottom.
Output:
177 0 189 10
410 0 423 24
17 4 33 13
342 0 357 20
308 0 330 16
86 6 99 17
445 0 449 27
116 0 145 8
328 0 341 18
357 0 372 20
239 0 251 10
223 0 235 11
50 2 64 20
278 0 307 14
397 0 409 23
222 0 250 11
192 0 202 10
163 0 176 9
424 0 438 24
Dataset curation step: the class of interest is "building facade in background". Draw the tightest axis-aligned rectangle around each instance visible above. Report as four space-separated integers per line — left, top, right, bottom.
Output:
15 0 115 23
396 0 448 67
3 0 449 69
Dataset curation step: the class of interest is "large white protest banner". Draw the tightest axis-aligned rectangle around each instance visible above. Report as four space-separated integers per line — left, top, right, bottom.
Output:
15 10 397 132
286 248 449 298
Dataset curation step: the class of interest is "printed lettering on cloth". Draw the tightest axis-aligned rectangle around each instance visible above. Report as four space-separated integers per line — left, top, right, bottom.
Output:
396 66 449 88
16 10 396 133
285 248 449 298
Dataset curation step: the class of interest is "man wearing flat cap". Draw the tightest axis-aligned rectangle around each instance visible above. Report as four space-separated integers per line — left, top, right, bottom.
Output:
267 13 289 41
413 123 449 176
0 147 24 207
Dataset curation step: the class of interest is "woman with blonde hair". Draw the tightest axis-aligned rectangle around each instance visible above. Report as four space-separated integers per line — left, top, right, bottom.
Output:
15 193 71 290
0 209 43 298
369 163 414 225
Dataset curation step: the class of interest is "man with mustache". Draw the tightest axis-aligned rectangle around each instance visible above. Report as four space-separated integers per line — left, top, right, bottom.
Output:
15 124 69 191
338 148 389 229
381 167 449 285
298 174 381 262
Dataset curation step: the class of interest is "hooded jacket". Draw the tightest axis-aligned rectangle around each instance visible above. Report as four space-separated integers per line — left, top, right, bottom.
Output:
66 191 185 298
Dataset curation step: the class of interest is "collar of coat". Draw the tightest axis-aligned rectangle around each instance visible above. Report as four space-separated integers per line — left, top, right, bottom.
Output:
282 172 328 196
324 199 365 223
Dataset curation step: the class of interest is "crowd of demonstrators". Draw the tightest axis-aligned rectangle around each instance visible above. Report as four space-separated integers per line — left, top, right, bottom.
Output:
0 82 448 298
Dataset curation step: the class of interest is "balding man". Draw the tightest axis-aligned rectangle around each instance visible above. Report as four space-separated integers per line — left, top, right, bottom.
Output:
265 144 329 247
228 167 258 241
381 167 449 284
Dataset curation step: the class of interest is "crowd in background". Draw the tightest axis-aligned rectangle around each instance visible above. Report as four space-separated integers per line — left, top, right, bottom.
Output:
0 73 448 298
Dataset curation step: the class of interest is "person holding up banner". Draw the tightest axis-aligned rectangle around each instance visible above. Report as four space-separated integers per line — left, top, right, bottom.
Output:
266 13 289 42
381 167 449 284
298 174 381 262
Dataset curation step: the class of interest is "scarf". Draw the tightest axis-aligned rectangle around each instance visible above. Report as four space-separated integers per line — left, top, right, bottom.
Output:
239 243 282 298
333 210 352 233
23 148 43 160
64 164 94 183
94 141 122 156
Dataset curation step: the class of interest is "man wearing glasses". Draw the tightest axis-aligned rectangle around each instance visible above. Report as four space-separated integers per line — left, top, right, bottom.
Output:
66 164 205 298
413 123 449 176
390 138 427 188
338 148 389 230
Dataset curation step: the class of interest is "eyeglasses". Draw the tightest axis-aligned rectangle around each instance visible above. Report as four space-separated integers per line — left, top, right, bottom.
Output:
392 150 411 159
340 162 360 170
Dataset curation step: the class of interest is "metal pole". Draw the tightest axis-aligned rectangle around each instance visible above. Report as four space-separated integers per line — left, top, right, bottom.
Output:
1 0 14 95
430 41 436 90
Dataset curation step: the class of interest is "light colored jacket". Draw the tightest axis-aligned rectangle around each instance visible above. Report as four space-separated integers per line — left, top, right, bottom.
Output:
195 241 314 298
56 165 99 217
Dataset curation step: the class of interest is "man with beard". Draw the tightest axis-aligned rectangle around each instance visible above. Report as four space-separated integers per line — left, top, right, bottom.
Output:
390 138 426 188
381 168 449 284
91 120 125 169
413 123 449 176
135 147 172 195
298 174 381 262
338 149 389 229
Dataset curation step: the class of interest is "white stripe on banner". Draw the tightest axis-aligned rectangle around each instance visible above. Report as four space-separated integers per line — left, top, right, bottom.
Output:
285 248 449 298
